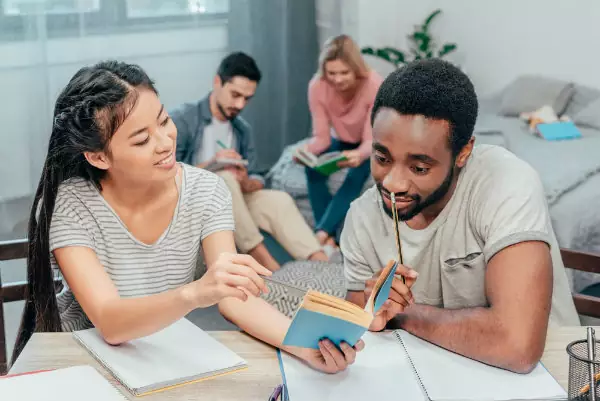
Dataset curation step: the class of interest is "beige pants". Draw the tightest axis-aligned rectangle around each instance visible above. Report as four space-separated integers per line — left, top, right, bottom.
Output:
217 171 321 260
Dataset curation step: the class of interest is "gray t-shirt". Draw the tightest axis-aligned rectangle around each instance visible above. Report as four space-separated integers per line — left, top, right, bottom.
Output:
340 144 579 327
49 164 234 331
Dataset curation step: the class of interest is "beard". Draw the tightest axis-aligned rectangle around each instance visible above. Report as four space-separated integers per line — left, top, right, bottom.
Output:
217 102 240 121
378 163 456 221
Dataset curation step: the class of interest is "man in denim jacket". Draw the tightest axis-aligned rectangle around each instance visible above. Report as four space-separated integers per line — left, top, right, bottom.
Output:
171 52 327 271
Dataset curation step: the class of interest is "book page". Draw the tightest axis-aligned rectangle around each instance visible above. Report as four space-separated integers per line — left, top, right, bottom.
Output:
396 330 567 401
280 331 425 401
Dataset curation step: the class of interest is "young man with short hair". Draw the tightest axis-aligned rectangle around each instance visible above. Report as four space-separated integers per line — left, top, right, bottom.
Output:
341 59 579 374
172 52 327 271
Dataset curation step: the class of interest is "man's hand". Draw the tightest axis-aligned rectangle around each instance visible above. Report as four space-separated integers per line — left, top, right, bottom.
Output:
338 150 362 168
366 264 418 332
241 177 264 193
215 148 242 160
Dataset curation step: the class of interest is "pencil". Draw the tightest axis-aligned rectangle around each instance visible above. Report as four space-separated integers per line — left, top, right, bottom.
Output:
578 372 600 395
390 192 405 284
216 139 228 149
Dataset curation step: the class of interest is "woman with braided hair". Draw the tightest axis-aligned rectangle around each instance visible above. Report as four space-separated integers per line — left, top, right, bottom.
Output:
12 60 364 374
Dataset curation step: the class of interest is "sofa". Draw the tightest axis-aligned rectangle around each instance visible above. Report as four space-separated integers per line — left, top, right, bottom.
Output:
474 75 600 293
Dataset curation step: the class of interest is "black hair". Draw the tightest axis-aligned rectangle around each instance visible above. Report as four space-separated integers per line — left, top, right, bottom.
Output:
217 51 262 84
371 58 478 156
11 60 157 364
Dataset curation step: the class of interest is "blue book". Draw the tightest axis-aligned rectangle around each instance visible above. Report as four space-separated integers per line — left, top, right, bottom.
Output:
536 121 582 141
282 260 398 349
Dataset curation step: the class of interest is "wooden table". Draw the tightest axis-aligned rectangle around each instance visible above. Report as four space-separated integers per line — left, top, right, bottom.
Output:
9 327 599 400
9 331 282 400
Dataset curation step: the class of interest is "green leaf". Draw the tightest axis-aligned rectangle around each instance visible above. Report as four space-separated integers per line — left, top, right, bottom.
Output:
375 49 393 63
361 47 375 55
438 43 457 57
382 47 406 64
413 32 430 52
423 9 442 31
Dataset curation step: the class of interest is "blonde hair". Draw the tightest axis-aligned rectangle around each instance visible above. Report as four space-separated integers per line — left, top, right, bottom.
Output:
317 34 370 80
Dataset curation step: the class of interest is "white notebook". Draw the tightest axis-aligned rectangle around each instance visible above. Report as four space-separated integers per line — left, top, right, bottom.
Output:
396 330 567 401
280 331 425 400
279 330 567 401
0 365 126 401
72 318 247 396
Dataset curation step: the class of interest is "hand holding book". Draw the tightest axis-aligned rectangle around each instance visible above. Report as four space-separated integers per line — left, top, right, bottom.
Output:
366 264 418 332
337 150 362 168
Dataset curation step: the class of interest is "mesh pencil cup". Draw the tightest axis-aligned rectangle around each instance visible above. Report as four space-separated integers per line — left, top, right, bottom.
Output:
566 328 599 401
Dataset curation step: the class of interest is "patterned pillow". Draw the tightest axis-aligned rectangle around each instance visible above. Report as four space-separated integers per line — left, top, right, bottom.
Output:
261 260 346 318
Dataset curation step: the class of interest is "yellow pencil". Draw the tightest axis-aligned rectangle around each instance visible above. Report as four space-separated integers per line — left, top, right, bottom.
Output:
390 192 405 284
579 371 600 395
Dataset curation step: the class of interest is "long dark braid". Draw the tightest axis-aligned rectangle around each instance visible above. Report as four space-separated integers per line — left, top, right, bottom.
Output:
11 60 157 363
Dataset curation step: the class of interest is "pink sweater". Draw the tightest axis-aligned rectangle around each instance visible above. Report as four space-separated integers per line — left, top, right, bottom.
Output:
306 70 384 160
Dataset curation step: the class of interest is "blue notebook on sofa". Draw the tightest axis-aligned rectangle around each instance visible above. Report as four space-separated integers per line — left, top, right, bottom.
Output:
536 121 582 141
282 260 398 349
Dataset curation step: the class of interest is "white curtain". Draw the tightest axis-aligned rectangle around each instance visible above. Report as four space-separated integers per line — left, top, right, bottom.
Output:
0 0 230 240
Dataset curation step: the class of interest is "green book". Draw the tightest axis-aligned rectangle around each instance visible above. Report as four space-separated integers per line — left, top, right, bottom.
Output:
294 148 348 176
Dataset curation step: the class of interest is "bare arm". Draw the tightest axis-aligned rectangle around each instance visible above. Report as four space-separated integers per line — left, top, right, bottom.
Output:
54 247 197 344
388 241 553 373
210 231 365 373
305 79 332 155
203 231 293 350
54 233 269 345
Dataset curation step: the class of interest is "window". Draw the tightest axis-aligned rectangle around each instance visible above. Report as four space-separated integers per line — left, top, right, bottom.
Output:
3 0 100 15
0 0 228 41
126 0 229 19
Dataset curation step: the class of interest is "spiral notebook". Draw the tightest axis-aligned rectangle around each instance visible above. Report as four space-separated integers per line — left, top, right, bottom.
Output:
72 318 247 397
0 365 126 401
279 330 567 401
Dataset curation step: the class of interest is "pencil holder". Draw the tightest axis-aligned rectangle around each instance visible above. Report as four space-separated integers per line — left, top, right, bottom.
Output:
566 329 600 401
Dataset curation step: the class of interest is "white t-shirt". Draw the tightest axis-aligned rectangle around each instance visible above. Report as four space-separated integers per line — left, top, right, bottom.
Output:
340 144 579 326
195 117 236 165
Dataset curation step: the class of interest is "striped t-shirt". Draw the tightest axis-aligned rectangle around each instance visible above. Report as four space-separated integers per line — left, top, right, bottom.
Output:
49 163 234 331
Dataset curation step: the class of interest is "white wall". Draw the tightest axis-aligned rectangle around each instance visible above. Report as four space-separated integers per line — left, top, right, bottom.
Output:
350 0 600 97
0 22 228 204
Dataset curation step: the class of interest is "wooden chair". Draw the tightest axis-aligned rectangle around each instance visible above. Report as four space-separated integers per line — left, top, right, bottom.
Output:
0 239 28 375
561 248 600 319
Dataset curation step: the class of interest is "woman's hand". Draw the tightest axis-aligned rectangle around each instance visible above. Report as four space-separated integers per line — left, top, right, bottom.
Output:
182 252 272 308
294 339 365 374
338 150 362 168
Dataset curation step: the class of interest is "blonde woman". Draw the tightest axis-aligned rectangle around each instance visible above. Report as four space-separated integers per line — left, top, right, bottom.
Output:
301 34 383 247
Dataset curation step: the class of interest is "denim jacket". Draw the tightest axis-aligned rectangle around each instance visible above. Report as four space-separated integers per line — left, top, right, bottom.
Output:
170 93 264 184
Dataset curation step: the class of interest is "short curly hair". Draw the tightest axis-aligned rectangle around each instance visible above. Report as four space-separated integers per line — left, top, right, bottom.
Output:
371 59 478 156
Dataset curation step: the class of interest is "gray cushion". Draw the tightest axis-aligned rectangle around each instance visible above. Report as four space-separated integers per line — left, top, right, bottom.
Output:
498 75 575 117
563 84 600 117
573 96 600 130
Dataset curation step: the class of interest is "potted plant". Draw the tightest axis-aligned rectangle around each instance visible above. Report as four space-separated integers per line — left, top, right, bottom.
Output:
361 9 457 68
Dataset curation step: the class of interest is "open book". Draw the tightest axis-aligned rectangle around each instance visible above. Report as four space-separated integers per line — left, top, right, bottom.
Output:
72 318 247 397
279 330 567 401
0 365 127 401
293 148 348 176
204 157 248 172
282 260 398 349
